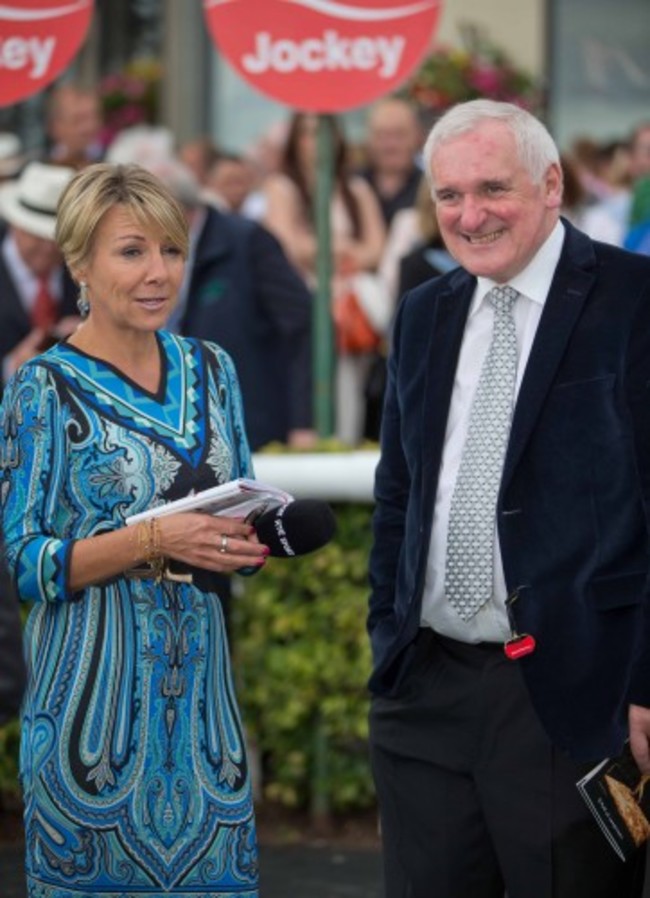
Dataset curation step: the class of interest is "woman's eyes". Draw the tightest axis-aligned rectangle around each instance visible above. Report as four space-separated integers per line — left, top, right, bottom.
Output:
119 245 182 258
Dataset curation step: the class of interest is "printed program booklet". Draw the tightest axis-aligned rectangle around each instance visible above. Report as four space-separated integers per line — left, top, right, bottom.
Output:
125 478 293 527
576 741 650 861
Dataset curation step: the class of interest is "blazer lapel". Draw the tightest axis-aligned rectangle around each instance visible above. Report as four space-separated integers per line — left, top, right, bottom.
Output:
420 273 474 494
503 224 597 480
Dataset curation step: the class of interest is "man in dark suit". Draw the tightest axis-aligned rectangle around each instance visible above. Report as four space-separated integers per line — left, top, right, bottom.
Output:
360 97 423 227
180 203 314 451
368 100 650 898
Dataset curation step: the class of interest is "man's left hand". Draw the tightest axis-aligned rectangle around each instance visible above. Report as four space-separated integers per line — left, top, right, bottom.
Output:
629 704 650 773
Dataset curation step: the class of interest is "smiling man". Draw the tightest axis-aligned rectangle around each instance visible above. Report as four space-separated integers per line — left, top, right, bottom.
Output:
368 100 650 898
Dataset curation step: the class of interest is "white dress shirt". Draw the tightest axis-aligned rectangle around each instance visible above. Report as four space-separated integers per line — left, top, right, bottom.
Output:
420 220 565 643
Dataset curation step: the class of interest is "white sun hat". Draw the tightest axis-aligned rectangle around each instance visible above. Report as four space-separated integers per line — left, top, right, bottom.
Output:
0 161 76 240
105 125 175 167
0 132 25 178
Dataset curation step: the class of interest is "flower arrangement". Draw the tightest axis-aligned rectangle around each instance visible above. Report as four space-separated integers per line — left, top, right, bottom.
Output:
99 57 162 145
401 29 542 120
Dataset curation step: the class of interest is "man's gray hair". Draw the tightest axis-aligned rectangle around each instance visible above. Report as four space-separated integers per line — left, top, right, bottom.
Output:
422 100 560 188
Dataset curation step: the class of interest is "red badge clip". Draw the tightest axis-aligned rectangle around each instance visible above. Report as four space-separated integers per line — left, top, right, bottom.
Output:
504 633 536 660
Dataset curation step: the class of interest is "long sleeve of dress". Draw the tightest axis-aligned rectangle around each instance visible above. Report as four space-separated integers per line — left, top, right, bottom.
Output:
1 363 77 603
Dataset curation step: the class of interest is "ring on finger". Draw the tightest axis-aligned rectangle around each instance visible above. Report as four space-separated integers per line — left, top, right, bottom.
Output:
219 533 228 554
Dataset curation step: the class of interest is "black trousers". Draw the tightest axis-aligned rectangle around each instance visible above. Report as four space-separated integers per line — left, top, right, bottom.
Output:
369 629 646 898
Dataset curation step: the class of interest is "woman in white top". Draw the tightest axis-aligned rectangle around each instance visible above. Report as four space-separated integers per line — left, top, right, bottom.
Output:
263 112 386 445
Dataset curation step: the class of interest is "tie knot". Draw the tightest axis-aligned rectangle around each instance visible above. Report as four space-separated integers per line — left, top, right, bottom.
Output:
488 285 518 314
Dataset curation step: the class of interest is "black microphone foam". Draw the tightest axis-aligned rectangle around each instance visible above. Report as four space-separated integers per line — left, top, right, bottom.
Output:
254 499 336 557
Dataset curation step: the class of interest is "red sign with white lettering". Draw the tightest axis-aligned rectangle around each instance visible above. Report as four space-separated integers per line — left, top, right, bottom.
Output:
203 0 442 112
0 1 93 106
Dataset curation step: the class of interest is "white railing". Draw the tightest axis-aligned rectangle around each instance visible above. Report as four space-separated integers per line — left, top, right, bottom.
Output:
252 450 379 503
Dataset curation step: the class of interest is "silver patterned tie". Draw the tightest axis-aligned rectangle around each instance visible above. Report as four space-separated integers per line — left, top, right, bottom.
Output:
445 285 519 621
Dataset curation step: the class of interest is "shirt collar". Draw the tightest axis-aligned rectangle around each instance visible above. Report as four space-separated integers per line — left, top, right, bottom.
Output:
470 219 565 316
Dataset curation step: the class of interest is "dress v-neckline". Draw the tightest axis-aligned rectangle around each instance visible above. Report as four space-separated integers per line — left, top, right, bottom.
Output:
61 331 168 402
46 332 209 467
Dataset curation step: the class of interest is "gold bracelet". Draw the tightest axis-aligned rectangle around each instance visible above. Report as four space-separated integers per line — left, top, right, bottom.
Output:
134 519 165 583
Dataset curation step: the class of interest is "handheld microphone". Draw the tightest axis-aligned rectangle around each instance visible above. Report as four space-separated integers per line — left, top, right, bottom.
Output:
254 499 336 557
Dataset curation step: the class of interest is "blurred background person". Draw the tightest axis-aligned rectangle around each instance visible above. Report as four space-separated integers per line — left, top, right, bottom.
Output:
622 176 650 255
396 184 457 299
241 118 290 221
559 152 590 229
263 111 386 445
379 176 455 308
206 151 256 214
358 97 424 228
582 121 650 246
179 134 221 185
153 156 315 453
179 135 226 208
0 161 80 391
46 82 104 167
0 132 26 185
107 123 176 170
569 136 632 206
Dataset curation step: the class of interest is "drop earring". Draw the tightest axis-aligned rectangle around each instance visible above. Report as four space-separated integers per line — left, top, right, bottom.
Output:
77 281 90 318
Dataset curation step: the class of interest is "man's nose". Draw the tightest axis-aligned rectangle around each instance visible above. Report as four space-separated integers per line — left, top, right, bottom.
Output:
458 194 486 231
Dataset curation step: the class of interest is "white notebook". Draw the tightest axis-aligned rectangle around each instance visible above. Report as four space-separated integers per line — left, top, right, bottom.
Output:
125 478 293 526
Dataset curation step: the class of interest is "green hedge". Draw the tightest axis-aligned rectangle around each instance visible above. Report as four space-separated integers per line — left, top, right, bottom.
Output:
232 502 375 820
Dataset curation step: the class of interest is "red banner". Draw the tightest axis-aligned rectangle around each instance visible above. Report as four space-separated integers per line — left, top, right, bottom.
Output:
0 0 93 106
203 0 442 112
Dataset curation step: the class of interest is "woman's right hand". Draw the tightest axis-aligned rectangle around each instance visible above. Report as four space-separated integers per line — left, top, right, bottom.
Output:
158 512 269 573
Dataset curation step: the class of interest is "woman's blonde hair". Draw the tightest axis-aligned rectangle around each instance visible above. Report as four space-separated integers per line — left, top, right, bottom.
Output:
55 163 189 275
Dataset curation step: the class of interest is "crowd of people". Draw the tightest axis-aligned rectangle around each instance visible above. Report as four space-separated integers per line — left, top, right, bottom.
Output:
0 87 433 448
4 78 650 898
3 82 650 451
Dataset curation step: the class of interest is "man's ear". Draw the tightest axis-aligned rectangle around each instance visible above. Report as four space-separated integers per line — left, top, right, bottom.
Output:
545 162 564 210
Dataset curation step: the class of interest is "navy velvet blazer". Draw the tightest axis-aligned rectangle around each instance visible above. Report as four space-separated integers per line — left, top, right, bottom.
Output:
368 220 650 761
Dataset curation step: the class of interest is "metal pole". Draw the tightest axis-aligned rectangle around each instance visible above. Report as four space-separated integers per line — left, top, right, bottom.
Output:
313 114 335 438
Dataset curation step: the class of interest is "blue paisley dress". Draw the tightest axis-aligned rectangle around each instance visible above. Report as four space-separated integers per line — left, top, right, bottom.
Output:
0 332 258 897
